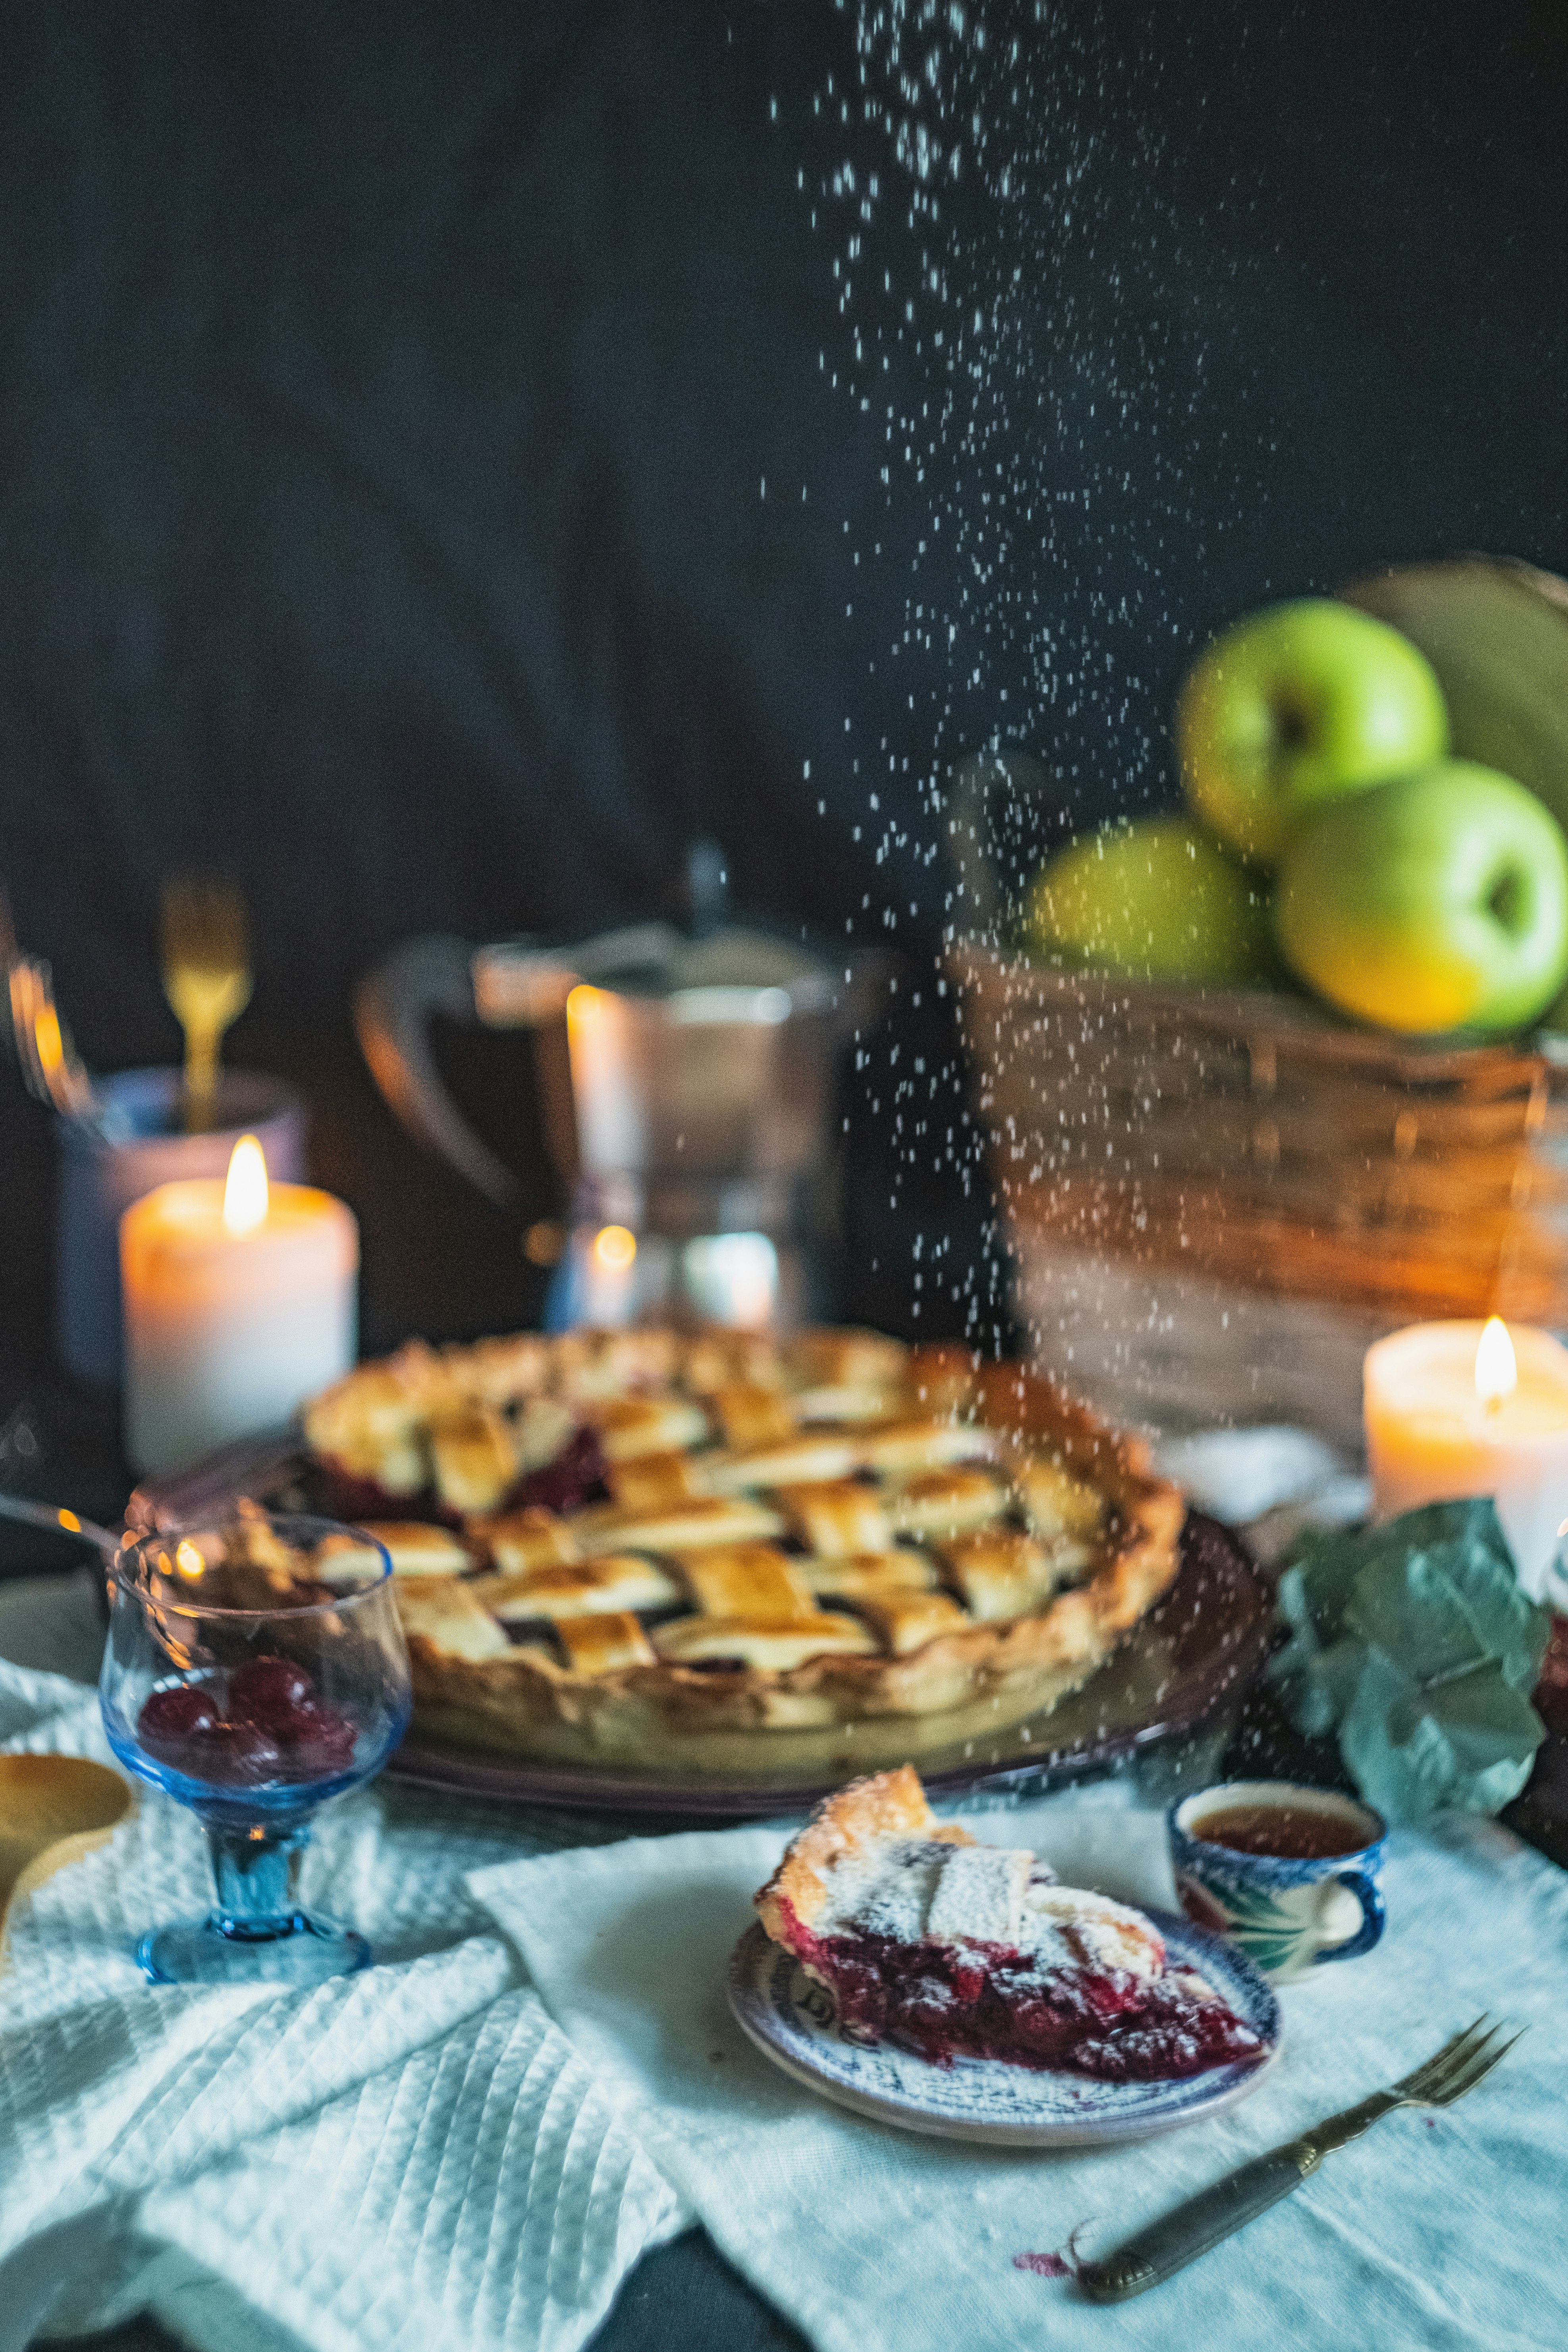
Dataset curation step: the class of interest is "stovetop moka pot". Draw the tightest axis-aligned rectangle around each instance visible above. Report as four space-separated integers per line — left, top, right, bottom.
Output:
355 901 883 1329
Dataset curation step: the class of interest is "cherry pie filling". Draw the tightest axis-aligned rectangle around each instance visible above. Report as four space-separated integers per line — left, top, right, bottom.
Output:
777 1899 1264 2082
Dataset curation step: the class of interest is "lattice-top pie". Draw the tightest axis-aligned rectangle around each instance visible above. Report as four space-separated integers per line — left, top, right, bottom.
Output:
756 1767 1264 2080
302 1326 1185 1771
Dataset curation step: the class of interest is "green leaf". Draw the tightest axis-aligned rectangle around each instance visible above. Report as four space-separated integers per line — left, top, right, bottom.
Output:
1431 1517 1552 1694
1340 1648 1546 1824
1343 1504 1549 1695
1313 1635 1369 1724
1269 1540 1376 1737
1269 1499 1552 1823
1346 1547 1491 1687
1278 1524 1372 1647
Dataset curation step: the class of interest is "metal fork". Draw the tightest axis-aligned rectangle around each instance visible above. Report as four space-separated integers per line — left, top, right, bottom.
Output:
1078 2014 1525 2303
160 871 252 1133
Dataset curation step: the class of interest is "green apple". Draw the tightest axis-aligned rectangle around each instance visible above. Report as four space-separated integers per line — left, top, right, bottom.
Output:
1021 815 1273 985
1178 598 1449 864
1275 760 1568 1033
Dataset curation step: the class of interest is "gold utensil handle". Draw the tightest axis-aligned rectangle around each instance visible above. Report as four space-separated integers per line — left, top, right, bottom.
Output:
1076 2139 1322 2303
183 1023 220 1130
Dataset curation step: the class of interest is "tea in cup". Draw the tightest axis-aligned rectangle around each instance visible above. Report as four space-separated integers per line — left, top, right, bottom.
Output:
1168 1780 1386 1982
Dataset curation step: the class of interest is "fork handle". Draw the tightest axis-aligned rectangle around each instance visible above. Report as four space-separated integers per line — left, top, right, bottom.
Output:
182 1025 220 1131
1076 2136 1323 2302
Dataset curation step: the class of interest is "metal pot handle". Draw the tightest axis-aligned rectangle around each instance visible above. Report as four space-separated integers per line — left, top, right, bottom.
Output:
353 934 523 1209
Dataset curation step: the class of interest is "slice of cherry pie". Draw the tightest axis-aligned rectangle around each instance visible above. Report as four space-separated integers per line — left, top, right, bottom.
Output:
756 1767 1264 2082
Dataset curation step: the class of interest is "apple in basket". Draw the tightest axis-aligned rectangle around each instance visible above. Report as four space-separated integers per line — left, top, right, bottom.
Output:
1019 814 1273 986
1275 760 1568 1033
1177 598 1450 865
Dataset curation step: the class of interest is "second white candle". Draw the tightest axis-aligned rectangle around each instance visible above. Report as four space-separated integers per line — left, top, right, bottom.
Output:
1364 1317 1568 1603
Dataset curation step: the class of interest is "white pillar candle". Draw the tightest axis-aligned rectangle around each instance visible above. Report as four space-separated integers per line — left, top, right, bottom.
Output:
1364 1318 1568 1603
121 1136 358 1474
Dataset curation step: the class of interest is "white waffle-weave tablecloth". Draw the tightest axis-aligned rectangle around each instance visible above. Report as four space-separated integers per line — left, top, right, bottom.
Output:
0 1628 691 2352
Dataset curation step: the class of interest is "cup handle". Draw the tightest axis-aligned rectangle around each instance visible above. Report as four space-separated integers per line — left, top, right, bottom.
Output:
1313 1869 1385 1964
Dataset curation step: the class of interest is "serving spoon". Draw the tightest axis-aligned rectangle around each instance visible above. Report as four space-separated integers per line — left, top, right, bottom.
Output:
0 1494 122 1555
0 1756 133 1949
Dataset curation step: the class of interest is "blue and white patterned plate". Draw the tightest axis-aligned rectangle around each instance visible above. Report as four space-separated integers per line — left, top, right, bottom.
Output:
727 1911 1282 2147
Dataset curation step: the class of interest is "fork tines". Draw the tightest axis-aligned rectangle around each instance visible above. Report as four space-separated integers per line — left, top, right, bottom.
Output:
1433 2023 1527 2106
1398 2014 1524 2107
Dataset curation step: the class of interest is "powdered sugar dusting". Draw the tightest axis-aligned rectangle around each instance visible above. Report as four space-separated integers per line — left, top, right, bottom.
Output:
813 1825 1167 1989
1022 1885 1164 1982
925 1842 1033 1944
818 1837 957 1940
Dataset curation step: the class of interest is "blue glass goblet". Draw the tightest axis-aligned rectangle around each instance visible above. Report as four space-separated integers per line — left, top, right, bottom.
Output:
101 1511 411 1987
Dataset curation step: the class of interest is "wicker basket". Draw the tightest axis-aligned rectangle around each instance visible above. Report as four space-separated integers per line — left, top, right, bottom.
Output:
948 941 1568 1447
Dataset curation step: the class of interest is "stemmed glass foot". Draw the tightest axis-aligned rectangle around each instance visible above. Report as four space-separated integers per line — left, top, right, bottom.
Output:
139 1917 370 1987
138 1819 371 1987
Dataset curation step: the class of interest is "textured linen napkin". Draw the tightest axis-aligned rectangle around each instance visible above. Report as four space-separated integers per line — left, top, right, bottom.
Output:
473 1791 1568 2352
0 1647 690 2352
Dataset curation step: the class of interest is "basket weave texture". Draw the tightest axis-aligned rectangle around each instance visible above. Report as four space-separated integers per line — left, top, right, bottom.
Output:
949 942 1568 1326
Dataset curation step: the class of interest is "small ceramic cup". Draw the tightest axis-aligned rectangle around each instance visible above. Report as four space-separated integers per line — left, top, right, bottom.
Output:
1168 1780 1387 1983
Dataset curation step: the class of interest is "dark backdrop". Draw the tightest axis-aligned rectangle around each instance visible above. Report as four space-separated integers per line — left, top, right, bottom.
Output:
2 0 1566 1362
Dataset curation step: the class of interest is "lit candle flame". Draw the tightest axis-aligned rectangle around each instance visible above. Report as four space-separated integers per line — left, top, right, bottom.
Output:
592 1223 636 1272
174 1538 206 1580
222 1134 269 1234
1475 1316 1517 1413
